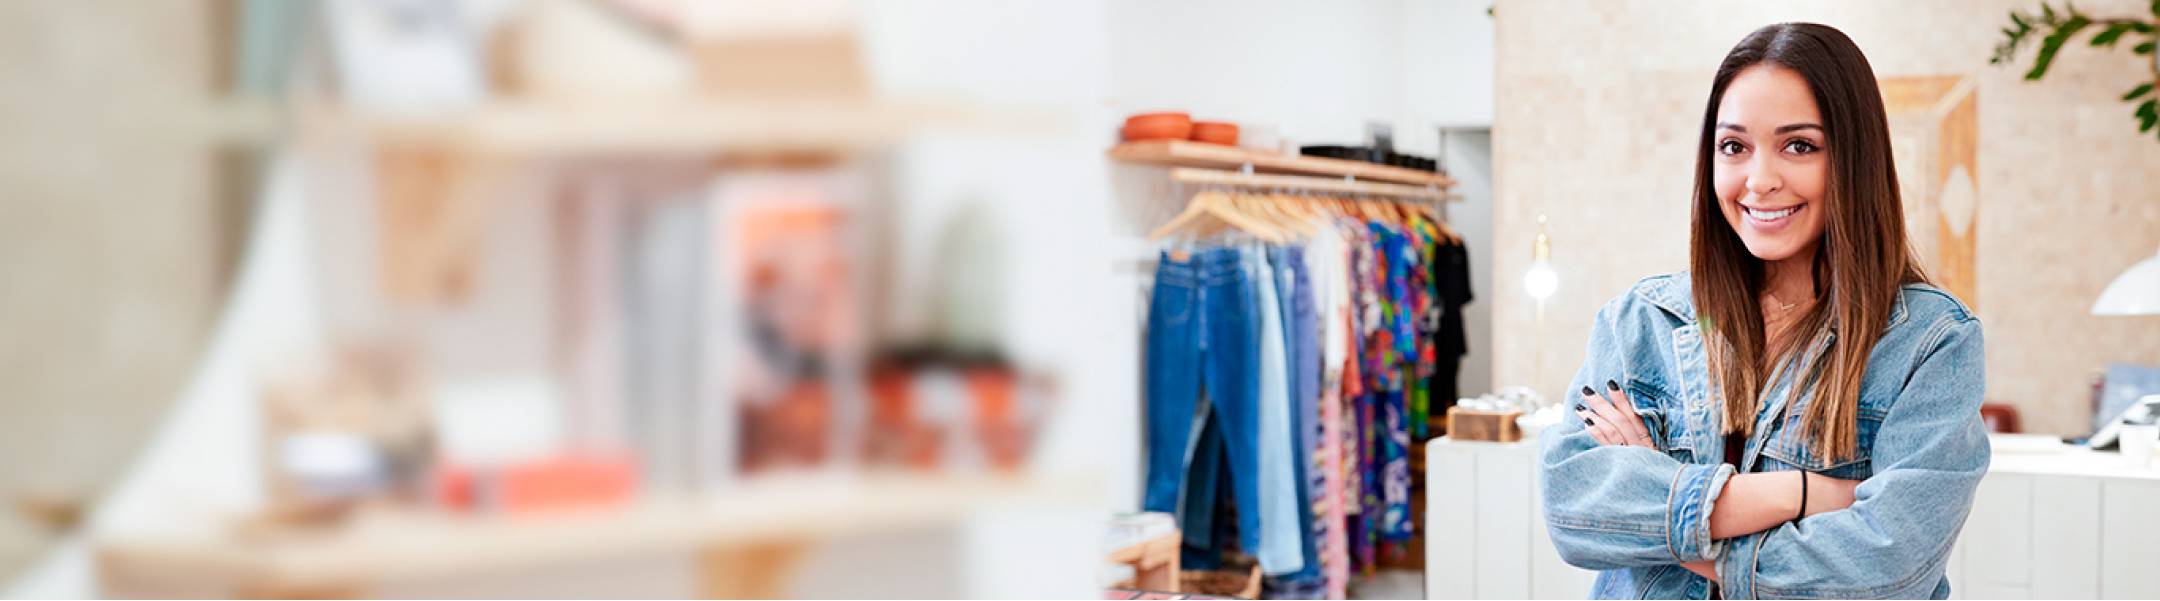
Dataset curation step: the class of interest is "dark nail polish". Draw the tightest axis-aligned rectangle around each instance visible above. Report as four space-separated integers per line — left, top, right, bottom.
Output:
1582 386 1597 397
1607 379 1621 392
1583 416 1596 426
1575 404 1587 412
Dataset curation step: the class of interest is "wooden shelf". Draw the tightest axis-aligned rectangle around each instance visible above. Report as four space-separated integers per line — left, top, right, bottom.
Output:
98 472 1096 596
305 99 985 157
307 98 1067 304
1167 168 1458 201
1107 139 1455 188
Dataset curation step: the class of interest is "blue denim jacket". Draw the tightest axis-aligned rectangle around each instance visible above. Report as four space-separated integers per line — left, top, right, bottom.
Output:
1538 272 1989 600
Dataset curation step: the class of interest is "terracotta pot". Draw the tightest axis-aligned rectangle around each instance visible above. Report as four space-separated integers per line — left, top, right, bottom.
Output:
1122 112 1192 142
1190 121 1239 145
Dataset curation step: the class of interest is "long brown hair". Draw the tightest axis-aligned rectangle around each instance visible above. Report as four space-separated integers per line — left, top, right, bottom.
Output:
1690 23 1927 461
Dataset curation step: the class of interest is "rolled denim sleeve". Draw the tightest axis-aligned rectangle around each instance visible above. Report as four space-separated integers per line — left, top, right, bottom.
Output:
1717 317 1988 599
1539 299 1735 569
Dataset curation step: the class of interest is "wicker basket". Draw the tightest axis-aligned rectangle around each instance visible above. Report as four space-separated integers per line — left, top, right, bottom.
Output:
1179 564 1263 599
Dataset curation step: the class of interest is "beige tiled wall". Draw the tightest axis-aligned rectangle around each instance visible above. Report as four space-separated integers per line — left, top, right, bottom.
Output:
1492 0 2160 435
0 0 219 578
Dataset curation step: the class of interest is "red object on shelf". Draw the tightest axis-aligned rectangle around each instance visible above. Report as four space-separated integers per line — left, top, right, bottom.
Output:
433 452 638 514
1189 121 1239 145
1980 403 2022 433
1122 112 1192 142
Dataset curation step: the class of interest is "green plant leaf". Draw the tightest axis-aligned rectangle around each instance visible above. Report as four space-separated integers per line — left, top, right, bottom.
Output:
2151 0 2158 18
2133 22 2157 33
2129 83 2157 101
2141 100 2160 132
2092 23 2133 46
2137 40 2158 54
2028 15 2093 79
2043 4 2057 23
2013 11 2029 28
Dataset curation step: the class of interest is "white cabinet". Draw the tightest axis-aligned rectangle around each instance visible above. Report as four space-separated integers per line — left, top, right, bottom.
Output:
1944 444 2160 600
1425 438 1594 600
1429 435 2160 600
2028 475 2100 599
2099 480 2160 599
1960 473 2033 599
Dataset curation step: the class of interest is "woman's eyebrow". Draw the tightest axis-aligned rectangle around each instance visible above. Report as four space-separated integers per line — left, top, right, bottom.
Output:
1715 122 1825 134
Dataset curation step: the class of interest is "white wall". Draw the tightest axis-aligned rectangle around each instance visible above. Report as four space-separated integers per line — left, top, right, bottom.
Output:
1403 0 1497 131
1441 130 1495 401
1107 0 1407 152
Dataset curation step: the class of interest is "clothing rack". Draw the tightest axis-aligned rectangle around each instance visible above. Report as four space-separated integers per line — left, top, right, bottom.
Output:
1168 167 1458 202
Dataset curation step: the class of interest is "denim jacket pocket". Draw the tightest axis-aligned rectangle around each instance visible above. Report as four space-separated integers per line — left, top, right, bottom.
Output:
1625 378 1696 464
1758 408 1885 480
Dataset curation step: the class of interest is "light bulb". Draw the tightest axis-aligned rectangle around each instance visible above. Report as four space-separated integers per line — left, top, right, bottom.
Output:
1525 260 1557 300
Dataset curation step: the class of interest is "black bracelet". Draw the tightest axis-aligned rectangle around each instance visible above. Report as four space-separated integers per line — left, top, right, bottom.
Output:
1796 470 1808 523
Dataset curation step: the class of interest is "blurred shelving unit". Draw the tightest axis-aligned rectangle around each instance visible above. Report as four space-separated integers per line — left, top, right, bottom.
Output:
56 3 1101 598
306 99 1007 157
99 472 1096 598
308 98 1064 303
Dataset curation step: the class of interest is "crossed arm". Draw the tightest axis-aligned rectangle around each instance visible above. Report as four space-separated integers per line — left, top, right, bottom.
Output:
1570 381 1859 580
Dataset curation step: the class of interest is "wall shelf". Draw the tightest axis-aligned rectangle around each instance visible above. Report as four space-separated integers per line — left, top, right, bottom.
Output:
1166 168 1458 201
306 99 985 157
98 472 1096 598
1107 139 1455 188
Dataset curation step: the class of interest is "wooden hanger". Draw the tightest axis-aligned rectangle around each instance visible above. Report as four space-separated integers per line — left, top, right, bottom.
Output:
1150 189 1281 242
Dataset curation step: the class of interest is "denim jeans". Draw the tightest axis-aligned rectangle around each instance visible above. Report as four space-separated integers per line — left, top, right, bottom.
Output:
1143 248 1267 559
1248 245 1304 575
1271 246 1323 583
1143 252 1202 516
1178 397 1228 568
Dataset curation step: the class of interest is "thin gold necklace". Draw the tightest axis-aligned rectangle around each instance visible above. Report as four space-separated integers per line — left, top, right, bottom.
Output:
1765 291 1800 314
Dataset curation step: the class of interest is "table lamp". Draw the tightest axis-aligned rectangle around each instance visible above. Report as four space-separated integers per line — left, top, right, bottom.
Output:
1525 214 1556 398
2085 244 2160 450
2092 245 2160 316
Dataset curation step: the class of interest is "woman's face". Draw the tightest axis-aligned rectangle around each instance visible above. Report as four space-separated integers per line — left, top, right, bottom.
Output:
1714 64 1829 264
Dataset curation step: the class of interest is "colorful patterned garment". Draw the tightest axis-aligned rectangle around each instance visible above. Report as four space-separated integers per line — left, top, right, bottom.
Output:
1405 215 1441 440
1365 222 1417 544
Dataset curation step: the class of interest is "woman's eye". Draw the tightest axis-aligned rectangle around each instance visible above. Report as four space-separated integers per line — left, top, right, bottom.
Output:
1717 140 1746 156
1784 139 1820 155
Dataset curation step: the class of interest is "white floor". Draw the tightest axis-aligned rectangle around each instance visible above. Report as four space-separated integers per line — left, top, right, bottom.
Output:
1348 569 1426 600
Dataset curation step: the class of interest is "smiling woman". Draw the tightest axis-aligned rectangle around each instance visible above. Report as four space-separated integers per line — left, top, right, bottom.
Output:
1537 22 1990 600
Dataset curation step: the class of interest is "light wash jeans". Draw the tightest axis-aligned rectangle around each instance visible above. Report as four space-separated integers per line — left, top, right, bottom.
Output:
1249 245 1304 575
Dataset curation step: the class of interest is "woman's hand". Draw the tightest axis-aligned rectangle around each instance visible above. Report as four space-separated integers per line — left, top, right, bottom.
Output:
1576 380 1656 449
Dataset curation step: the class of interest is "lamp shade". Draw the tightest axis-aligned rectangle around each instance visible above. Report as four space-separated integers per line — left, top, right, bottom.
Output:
2092 247 2160 316
1525 260 1557 300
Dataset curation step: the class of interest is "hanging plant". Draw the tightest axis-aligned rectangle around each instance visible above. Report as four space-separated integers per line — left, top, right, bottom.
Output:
1992 1 2160 140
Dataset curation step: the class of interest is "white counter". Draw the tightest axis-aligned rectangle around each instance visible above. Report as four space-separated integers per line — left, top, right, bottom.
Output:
1424 434 2160 600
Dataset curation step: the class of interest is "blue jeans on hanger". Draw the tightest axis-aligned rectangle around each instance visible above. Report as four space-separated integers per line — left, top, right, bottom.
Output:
1143 247 1266 558
1250 246 1304 575
1276 247 1325 585
1179 397 1228 568
1144 252 1202 517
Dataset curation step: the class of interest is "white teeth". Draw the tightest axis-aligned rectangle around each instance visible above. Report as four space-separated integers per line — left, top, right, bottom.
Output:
1746 205 1799 221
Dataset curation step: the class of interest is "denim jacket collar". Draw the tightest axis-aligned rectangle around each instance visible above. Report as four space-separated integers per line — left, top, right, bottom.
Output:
1633 271 1916 331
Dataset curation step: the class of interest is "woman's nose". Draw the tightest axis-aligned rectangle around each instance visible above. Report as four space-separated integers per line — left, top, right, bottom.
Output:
1745 159 1782 198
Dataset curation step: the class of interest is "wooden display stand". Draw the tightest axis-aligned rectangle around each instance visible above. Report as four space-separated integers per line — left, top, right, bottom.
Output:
1445 407 1524 442
1105 530 1181 593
